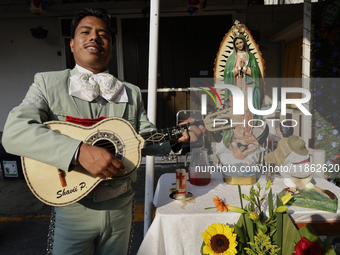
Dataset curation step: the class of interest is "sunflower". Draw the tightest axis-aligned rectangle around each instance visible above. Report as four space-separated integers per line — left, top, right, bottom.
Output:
213 196 229 212
201 223 238 255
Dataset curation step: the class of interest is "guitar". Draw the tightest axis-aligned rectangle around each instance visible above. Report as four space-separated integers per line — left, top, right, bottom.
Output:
22 110 235 207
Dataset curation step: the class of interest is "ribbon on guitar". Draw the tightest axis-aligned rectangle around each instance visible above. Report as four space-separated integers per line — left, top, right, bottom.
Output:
65 116 107 126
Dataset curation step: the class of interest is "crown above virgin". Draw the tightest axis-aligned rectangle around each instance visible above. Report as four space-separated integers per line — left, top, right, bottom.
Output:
231 20 246 37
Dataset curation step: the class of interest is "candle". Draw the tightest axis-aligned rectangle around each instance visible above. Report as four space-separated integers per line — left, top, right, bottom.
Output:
175 169 188 199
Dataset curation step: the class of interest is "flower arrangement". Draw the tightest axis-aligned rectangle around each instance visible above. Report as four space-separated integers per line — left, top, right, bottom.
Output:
201 181 337 255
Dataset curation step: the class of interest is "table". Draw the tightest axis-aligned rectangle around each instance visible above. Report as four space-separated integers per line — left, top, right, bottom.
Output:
137 172 340 255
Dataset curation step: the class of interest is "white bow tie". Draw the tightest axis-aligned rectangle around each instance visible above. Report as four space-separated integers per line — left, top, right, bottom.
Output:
69 73 123 102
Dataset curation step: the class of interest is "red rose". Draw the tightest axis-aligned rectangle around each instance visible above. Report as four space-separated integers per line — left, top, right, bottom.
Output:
293 237 322 255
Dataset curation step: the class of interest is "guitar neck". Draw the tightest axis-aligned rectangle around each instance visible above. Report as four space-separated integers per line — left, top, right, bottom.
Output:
140 120 203 147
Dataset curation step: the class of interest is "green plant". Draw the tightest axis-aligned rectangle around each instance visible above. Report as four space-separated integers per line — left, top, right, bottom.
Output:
244 231 280 255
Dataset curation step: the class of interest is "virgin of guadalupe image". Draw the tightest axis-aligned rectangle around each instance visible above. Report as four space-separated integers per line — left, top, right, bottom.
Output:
213 20 266 185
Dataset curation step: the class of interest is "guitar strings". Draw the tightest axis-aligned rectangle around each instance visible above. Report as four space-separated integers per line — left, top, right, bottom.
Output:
90 124 190 151
92 132 185 150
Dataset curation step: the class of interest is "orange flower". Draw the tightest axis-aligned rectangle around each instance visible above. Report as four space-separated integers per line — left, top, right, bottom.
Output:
213 196 229 212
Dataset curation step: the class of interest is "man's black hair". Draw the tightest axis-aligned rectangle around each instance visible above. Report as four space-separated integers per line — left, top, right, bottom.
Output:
70 8 116 45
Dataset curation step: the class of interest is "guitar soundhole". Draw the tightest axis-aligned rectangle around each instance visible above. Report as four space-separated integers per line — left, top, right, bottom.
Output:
86 131 124 161
93 139 116 155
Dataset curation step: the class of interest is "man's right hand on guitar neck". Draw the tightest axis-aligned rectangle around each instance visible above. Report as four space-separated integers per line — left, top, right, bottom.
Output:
78 143 126 179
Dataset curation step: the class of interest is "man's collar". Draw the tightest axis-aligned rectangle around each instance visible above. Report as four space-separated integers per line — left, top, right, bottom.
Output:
75 64 109 74
70 65 129 104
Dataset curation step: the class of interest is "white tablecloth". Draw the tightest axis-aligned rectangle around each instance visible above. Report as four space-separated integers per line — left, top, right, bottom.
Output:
137 172 340 255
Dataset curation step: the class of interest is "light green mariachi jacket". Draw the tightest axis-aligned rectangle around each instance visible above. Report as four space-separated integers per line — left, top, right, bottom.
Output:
2 67 171 187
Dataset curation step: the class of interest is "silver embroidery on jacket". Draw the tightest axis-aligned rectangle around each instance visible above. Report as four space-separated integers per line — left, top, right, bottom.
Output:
20 83 45 107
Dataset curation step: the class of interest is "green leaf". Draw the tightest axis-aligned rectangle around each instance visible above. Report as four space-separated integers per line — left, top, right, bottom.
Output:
250 201 254 211
236 214 246 236
250 195 255 202
281 213 301 255
250 186 255 196
246 212 254 243
276 195 283 255
276 206 288 213
228 206 247 214
277 194 283 207
298 224 322 244
242 194 251 201
269 227 277 238
266 218 277 226
236 212 249 245
256 221 268 234
257 182 261 190
238 185 244 209
265 180 272 190
322 239 337 255
234 224 247 255
268 188 274 217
